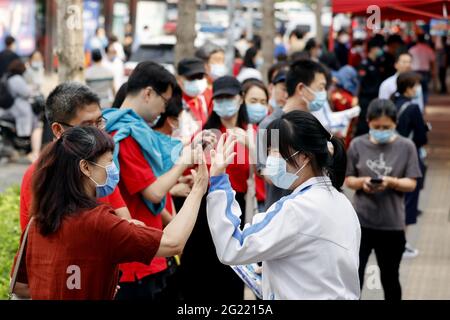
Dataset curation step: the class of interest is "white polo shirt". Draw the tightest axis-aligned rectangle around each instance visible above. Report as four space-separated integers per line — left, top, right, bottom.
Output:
207 174 361 300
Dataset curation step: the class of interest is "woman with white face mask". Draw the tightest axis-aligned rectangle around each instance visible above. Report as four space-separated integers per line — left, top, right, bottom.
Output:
206 110 362 300
345 98 422 300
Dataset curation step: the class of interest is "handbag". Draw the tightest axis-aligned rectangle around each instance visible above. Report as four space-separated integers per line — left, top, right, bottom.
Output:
9 218 33 300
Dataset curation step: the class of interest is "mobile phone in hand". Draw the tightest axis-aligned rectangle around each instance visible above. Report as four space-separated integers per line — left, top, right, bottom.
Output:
370 178 383 185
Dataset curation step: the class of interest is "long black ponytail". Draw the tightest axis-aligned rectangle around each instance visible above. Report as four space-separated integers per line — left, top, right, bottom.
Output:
266 110 347 191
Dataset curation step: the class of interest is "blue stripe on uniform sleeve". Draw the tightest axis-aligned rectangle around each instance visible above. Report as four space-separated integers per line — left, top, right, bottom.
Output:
209 173 313 246
209 174 231 192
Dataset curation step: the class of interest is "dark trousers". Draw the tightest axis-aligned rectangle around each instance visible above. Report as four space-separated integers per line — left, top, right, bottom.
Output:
439 67 448 93
177 194 245 301
359 227 406 300
417 71 431 105
115 269 172 301
355 96 374 137
405 157 426 225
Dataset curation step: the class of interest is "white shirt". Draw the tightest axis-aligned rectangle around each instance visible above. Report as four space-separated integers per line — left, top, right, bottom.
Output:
409 43 435 71
103 58 125 92
312 101 361 137
378 73 424 112
207 175 361 300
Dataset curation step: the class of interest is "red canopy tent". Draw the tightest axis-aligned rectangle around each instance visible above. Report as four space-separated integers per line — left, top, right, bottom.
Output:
332 0 449 21
329 0 450 49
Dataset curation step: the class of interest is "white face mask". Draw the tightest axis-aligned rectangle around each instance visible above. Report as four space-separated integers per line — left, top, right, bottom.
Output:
265 151 309 190
209 64 227 80
183 78 208 97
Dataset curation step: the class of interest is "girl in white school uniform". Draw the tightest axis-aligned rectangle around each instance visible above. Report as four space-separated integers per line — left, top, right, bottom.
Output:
206 110 361 300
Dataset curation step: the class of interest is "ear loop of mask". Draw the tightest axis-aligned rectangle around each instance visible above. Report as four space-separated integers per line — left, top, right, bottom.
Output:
86 161 107 187
286 150 309 175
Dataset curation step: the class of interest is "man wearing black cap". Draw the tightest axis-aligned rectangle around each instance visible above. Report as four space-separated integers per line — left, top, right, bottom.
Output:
176 57 213 141
268 70 288 112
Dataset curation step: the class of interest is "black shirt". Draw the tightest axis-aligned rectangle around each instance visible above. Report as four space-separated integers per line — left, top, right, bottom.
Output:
393 94 428 149
0 49 19 78
357 58 383 99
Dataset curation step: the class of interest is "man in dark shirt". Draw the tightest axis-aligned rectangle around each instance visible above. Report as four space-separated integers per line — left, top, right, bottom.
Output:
356 38 384 136
0 36 19 78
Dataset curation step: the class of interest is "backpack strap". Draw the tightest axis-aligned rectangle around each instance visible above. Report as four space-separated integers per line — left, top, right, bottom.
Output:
397 101 412 122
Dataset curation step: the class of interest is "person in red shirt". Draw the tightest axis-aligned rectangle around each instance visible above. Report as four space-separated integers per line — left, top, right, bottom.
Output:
108 62 207 300
10 126 209 300
176 57 213 143
19 83 133 232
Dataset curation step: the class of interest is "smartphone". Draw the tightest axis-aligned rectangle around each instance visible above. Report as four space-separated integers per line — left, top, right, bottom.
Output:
370 178 383 184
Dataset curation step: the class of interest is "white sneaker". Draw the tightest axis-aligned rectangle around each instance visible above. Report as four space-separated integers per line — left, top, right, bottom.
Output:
403 243 419 259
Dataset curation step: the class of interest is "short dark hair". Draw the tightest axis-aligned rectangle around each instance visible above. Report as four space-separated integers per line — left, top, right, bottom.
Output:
396 71 421 95
367 98 398 123
304 38 319 52
266 110 347 191
127 61 177 96
91 49 102 62
45 82 100 124
286 59 327 97
367 38 382 51
267 62 289 83
31 126 114 236
5 35 15 47
7 59 26 75
153 84 183 129
289 27 305 40
395 51 412 63
417 34 427 43
387 34 403 46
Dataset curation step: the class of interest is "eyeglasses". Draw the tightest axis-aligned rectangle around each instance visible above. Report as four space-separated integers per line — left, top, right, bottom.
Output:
59 116 107 130
156 91 170 108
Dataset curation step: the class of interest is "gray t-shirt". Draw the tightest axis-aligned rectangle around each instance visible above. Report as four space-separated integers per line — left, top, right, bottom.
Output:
257 107 292 210
346 134 422 230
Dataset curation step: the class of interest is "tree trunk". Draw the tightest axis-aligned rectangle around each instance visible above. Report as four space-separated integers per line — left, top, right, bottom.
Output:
175 0 197 66
315 0 324 45
56 0 85 83
261 0 276 83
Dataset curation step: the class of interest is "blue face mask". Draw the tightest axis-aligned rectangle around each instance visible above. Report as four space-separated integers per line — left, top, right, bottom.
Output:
183 78 208 97
265 151 308 189
88 161 120 198
246 103 268 124
210 64 227 80
370 129 396 144
213 98 240 118
305 87 327 112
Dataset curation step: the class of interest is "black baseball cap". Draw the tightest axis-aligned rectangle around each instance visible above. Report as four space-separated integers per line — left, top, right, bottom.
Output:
212 76 242 98
272 70 287 85
177 57 206 77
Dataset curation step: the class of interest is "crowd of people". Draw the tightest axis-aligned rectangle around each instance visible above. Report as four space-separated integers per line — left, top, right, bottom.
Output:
5 25 440 301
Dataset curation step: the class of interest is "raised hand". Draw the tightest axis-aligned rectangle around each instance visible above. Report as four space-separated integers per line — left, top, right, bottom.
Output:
210 133 237 177
191 145 209 195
